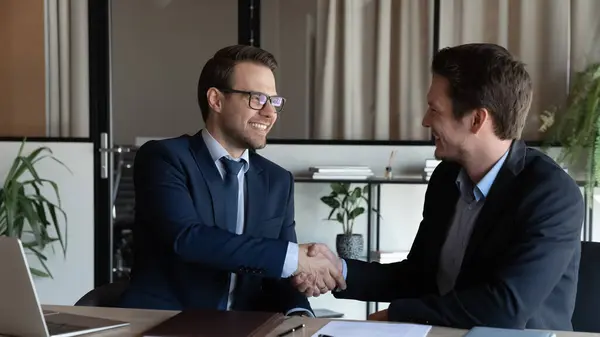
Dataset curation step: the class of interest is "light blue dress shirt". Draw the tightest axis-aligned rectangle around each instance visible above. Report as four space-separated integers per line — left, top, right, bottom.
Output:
467 149 509 202
201 129 307 316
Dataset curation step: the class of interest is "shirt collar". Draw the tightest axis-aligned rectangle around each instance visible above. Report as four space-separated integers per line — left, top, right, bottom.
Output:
456 149 509 202
201 129 250 172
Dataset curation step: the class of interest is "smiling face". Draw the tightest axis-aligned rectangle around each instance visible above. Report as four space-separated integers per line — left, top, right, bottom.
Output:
207 61 279 154
422 74 473 162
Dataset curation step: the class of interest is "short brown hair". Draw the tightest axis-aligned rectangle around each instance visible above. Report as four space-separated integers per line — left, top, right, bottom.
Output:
197 45 278 122
431 43 533 139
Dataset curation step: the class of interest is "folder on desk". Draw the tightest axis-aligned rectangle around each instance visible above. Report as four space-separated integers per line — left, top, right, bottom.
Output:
465 326 556 337
142 309 284 337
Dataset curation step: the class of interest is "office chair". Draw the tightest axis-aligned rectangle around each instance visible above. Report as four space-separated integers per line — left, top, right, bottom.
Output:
74 281 128 307
572 241 600 333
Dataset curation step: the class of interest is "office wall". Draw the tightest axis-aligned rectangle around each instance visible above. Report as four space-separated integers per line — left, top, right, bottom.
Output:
0 141 95 306
110 0 238 145
0 0 47 137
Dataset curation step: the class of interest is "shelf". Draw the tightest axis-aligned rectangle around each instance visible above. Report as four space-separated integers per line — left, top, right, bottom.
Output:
295 177 588 187
294 175 427 184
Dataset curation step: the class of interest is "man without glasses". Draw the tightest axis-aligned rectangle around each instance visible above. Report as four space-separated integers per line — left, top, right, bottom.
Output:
294 43 584 331
118 45 345 316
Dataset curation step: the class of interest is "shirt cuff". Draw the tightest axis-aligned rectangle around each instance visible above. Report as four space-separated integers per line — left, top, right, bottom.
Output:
332 258 348 293
285 308 315 317
281 242 299 278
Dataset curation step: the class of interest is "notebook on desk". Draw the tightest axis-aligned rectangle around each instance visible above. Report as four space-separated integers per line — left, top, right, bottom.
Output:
465 327 556 337
142 309 284 337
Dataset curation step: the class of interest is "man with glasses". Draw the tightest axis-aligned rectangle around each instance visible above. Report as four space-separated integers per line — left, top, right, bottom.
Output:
118 45 345 316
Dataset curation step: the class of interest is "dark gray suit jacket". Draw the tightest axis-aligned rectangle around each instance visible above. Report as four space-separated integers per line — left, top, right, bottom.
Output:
334 140 584 330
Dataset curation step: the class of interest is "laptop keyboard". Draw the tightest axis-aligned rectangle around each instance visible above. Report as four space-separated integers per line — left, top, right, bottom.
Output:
46 321 85 335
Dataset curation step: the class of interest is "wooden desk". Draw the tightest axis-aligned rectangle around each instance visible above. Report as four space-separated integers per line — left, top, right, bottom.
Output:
42 305 600 337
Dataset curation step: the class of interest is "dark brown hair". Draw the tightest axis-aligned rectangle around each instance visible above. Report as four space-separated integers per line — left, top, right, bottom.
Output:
197 45 278 122
431 43 533 139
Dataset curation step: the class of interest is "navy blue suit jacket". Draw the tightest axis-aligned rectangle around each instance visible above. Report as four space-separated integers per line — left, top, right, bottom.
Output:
118 132 311 314
334 140 584 330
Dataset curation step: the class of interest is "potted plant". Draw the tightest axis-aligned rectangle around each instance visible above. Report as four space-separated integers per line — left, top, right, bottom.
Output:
320 182 378 259
0 139 71 278
539 62 600 204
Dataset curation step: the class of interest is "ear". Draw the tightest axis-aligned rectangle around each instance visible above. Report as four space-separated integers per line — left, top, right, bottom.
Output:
207 87 223 113
470 108 489 134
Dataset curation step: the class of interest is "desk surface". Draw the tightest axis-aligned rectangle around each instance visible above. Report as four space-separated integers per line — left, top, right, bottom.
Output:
42 305 600 337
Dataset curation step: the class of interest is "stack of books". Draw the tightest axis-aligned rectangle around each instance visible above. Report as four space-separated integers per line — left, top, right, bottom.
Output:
309 166 374 180
422 159 441 181
369 250 409 263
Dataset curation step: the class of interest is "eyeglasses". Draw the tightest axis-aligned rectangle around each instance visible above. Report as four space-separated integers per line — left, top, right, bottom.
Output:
218 88 286 113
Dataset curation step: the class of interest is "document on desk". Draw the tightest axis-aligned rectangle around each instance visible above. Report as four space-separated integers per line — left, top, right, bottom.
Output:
311 321 432 337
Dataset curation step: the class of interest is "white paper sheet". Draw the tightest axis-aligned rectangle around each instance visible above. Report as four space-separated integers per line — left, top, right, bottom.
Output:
311 321 432 337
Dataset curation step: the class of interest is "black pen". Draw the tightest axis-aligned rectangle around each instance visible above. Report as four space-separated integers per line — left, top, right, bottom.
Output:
277 323 305 336
318 334 334 337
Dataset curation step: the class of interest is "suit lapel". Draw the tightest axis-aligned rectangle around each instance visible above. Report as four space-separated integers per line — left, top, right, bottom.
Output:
189 132 227 230
244 153 266 236
462 140 527 264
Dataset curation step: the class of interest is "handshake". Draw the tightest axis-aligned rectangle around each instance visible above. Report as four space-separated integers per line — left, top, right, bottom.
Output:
291 243 347 297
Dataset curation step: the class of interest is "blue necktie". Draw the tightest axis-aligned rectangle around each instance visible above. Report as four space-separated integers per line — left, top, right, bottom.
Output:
219 157 244 310
220 157 244 233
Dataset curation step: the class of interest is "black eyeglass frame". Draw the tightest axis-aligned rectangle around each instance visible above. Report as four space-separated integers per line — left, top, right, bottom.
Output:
217 88 286 113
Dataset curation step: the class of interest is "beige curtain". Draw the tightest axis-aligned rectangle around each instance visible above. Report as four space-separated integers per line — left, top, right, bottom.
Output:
311 0 433 141
46 0 89 138
439 0 600 141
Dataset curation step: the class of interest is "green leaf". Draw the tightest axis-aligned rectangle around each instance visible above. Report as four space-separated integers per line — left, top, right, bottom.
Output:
320 196 340 208
341 183 350 193
4 139 27 184
331 183 346 194
540 62 600 203
0 139 69 278
29 267 50 278
22 178 62 207
322 182 374 234
349 207 365 220
341 194 349 208
352 187 362 198
326 207 337 220
19 195 44 247
48 204 67 255
336 212 344 224
28 246 53 278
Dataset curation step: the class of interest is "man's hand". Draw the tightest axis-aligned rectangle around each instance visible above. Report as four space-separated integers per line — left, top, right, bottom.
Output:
291 243 345 297
368 309 389 321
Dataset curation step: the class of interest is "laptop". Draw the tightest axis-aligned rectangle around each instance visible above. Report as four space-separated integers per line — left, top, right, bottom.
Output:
0 236 130 337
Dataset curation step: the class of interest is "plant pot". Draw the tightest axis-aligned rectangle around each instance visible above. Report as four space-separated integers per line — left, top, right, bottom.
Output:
336 234 364 259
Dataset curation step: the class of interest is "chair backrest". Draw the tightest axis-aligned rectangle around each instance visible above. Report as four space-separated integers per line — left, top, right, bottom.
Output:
74 281 128 307
572 241 600 332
